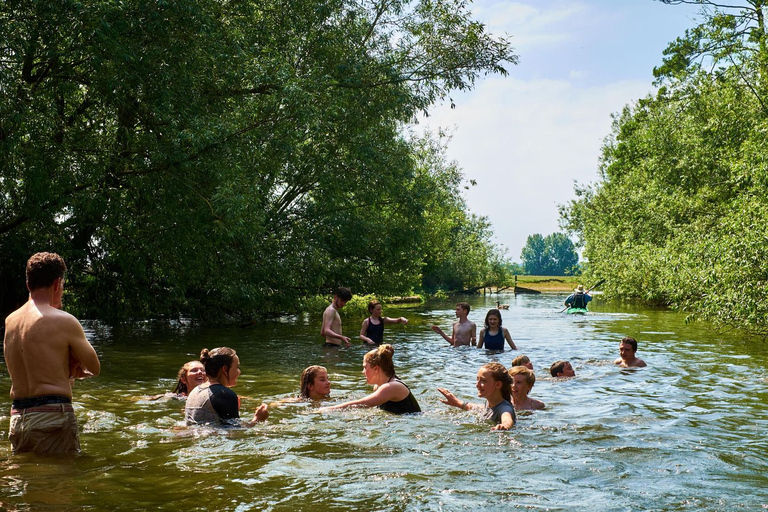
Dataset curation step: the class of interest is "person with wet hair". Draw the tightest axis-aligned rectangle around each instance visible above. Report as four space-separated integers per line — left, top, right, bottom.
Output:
431 302 476 347
511 354 533 370
614 337 647 368
509 366 545 411
173 361 207 397
320 344 420 415
477 309 516 351
300 365 331 401
359 300 408 345
185 347 268 426
4 252 100 453
550 360 575 378
438 362 516 430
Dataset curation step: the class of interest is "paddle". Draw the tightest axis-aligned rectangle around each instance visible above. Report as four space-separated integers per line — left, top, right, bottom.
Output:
560 279 605 312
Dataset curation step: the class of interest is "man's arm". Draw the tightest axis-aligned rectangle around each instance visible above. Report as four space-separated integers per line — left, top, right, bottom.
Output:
67 316 100 378
431 325 454 345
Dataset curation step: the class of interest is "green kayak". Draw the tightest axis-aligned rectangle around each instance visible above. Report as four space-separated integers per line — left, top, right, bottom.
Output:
566 308 589 315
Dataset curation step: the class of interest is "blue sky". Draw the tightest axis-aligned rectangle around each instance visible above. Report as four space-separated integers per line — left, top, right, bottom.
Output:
417 0 704 262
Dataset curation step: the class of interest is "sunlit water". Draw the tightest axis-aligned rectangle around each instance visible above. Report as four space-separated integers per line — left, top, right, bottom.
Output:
1 293 767 511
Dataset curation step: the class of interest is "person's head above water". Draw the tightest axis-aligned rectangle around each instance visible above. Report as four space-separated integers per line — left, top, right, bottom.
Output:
509 365 536 392
364 344 396 379
300 365 331 400
173 360 206 396
26 252 67 290
550 360 575 378
478 362 513 403
511 354 532 370
199 347 240 387
484 309 503 330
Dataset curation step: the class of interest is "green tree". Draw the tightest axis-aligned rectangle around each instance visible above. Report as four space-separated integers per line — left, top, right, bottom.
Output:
0 0 517 321
520 234 547 275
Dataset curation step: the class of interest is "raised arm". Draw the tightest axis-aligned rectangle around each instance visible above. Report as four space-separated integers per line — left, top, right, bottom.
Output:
437 388 481 411
431 325 454 345
383 316 408 325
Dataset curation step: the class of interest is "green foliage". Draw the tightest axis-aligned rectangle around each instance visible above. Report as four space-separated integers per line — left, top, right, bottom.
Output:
0 0 516 322
562 1 768 334
520 232 579 276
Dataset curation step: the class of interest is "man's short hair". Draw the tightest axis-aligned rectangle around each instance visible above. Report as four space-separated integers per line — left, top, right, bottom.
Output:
26 252 67 290
335 287 352 301
511 355 530 367
620 337 638 352
456 302 470 314
509 365 535 387
550 360 568 377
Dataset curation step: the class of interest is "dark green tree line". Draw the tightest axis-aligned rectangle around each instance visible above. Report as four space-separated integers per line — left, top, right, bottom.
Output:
561 0 768 335
520 232 578 276
0 0 517 322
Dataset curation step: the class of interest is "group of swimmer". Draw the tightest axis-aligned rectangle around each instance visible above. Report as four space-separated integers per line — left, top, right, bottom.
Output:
3 254 648 454
177 287 647 431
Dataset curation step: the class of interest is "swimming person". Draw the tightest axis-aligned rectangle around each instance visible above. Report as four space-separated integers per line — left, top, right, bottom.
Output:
431 302 476 347
359 300 408 345
185 347 269 426
321 287 353 347
550 360 576 378
509 366 545 411
437 362 516 430
476 309 517 351
300 365 332 401
173 361 207 397
511 354 533 370
319 344 421 415
614 337 647 368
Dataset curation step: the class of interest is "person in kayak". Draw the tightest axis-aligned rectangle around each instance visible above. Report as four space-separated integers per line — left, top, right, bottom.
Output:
564 285 592 310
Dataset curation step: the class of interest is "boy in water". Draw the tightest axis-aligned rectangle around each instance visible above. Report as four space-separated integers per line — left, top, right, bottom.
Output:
614 337 647 367
431 302 476 347
550 360 575 378
321 287 353 347
509 366 545 411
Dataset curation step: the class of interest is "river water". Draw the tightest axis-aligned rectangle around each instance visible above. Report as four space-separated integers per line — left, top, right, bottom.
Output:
1 293 766 511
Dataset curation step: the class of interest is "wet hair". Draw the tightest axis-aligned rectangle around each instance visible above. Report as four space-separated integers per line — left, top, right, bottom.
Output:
367 300 382 314
199 347 237 379
481 362 512 402
335 287 352 301
300 365 328 399
364 344 395 378
509 365 536 388
173 360 203 395
26 252 67 290
621 337 638 352
511 355 531 367
456 302 470 314
484 309 503 330
550 360 568 377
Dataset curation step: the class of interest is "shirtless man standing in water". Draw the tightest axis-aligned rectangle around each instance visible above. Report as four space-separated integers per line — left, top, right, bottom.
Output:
321 287 353 347
3 252 101 453
431 302 477 347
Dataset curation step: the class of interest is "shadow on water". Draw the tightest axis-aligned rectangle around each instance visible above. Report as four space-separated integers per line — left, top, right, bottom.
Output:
1 293 767 510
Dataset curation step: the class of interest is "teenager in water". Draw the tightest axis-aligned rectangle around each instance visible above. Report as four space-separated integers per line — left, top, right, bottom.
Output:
476 309 517 351
359 300 408 345
300 365 332 400
320 344 420 415
438 362 516 430
185 347 269 426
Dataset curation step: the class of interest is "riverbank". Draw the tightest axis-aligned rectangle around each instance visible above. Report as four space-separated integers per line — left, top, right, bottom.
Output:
496 276 580 293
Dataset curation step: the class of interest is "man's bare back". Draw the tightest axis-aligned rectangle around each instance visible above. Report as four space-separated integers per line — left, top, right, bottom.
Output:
4 296 100 399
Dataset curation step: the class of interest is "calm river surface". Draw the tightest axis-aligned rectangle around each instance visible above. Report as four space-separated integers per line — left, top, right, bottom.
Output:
1 293 767 511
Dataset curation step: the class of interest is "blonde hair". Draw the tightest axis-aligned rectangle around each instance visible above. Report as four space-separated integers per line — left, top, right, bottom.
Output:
364 344 395 377
481 362 512 402
173 360 202 395
511 355 530 367
300 365 328 398
509 365 535 388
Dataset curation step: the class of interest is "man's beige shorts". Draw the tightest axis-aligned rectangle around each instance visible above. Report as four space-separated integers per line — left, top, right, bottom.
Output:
9 404 80 454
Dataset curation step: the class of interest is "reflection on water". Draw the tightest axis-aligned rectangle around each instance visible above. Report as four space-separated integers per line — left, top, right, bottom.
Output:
1 293 767 510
